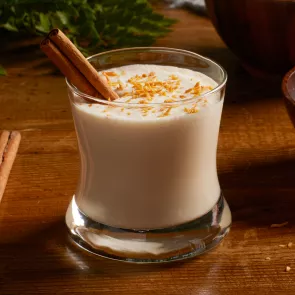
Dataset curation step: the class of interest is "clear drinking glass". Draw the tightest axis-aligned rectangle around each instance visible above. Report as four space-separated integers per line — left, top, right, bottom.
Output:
65 47 231 263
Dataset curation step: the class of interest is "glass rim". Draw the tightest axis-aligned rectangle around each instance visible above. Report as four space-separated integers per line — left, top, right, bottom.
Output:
66 47 227 107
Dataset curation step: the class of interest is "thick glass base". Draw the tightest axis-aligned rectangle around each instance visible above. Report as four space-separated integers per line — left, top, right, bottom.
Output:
65 193 231 263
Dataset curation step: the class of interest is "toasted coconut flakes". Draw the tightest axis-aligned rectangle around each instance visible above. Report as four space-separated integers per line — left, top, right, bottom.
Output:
104 71 118 76
184 106 199 114
102 72 110 82
116 81 125 91
105 71 214 116
169 74 180 80
158 107 172 118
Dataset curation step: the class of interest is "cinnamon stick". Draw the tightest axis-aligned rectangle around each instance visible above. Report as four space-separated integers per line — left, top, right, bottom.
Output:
0 131 10 162
0 131 21 203
40 39 98 98
48 28 118 101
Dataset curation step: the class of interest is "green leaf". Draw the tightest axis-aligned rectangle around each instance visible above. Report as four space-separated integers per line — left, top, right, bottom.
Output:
0 65 7 76
35 12 50 33
0 0 176 55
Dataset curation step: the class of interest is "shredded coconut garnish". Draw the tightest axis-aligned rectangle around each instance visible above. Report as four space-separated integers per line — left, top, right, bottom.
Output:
158 107 172 118
97 67 217 118
104 71 118 77
184 105 199 114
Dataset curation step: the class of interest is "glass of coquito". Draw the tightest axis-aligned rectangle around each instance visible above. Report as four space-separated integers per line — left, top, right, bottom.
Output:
65 47 232 263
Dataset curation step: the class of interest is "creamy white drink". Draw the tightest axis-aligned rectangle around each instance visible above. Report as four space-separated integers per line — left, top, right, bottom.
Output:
71 64 223 230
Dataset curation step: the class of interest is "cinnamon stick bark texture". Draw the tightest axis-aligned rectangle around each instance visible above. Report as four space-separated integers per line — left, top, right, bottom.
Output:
0 131 10 162
0 131 21 203
40 39 98 97
48 29 118 101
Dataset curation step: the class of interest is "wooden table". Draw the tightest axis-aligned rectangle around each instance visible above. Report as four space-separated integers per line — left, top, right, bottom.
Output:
1 7 295 295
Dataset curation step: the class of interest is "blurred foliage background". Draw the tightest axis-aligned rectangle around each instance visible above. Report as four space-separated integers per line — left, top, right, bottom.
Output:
0 0 175 54
0 0 175 74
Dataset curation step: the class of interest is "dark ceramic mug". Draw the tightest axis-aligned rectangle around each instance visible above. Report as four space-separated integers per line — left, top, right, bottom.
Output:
206 0 295 78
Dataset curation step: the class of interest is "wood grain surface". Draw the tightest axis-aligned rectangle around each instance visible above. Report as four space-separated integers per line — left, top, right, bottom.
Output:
1 6 295 295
